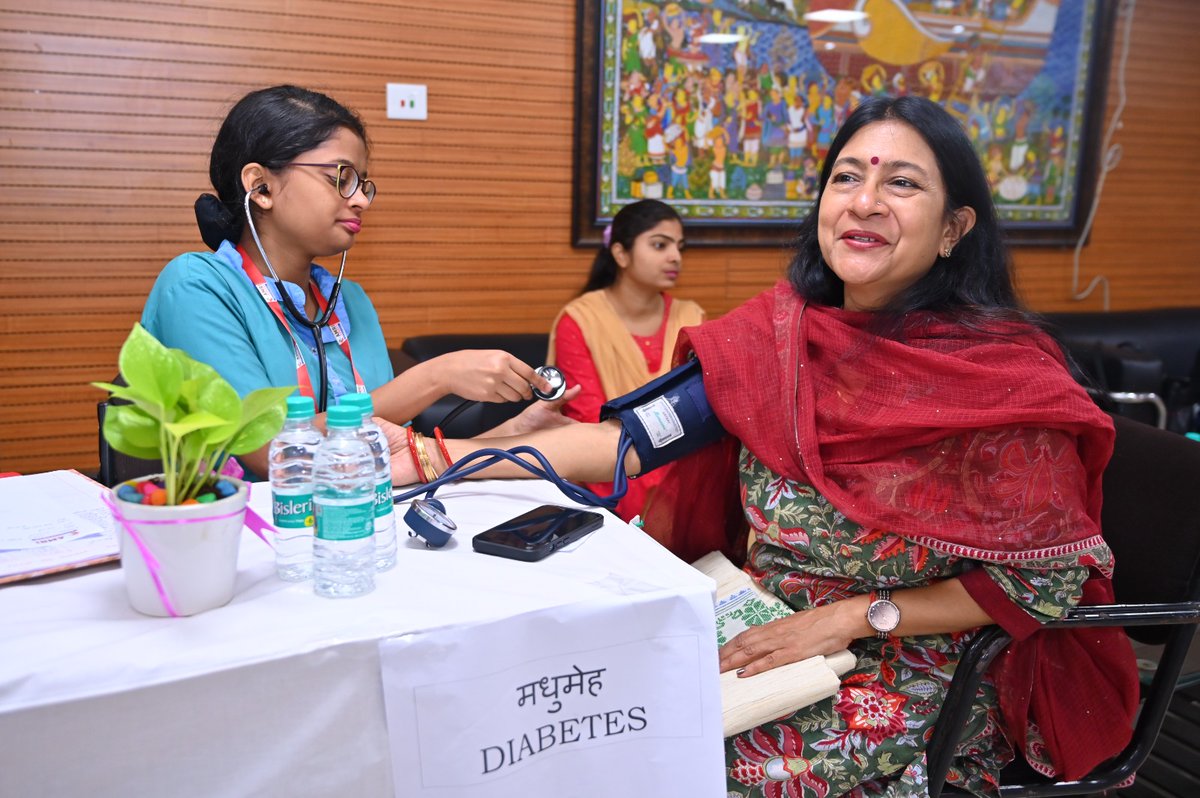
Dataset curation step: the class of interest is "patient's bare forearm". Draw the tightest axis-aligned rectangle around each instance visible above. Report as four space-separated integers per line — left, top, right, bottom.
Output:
445 420 638 482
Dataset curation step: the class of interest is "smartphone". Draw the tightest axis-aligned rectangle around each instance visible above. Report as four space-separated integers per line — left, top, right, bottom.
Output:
472 504 605 562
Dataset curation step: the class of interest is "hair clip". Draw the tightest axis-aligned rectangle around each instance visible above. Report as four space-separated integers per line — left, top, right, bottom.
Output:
602 224 612 247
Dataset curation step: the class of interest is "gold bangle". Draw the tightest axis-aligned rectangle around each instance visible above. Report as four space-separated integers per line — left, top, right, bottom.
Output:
413 432 439 483
413 433 433 482
423 436 441 481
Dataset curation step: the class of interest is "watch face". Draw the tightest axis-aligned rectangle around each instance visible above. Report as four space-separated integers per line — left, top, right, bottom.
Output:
868 599 900 633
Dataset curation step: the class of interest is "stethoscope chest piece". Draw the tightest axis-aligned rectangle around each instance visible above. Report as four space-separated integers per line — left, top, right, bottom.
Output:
533 365 567 402
404 498 457 548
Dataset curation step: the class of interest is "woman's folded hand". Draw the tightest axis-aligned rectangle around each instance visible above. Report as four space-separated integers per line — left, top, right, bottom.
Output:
718 597 866 678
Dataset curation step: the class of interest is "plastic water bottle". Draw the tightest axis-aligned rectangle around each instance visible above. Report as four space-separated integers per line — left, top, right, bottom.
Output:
313 405 376 598
269 395 322 581
338 392 397 572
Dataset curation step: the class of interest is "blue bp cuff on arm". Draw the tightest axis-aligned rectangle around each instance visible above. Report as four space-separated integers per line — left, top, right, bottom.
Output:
599 358 727 475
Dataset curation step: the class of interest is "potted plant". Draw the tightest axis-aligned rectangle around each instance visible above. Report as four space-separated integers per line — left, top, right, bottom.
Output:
94 323 293 617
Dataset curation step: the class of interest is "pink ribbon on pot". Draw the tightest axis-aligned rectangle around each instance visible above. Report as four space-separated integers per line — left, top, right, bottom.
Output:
103 484 277 618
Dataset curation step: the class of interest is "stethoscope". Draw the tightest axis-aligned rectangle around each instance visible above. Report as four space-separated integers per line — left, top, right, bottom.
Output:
393 433 634 549
243 187 611 538
244 188 346 412
393 365 594 547
384 361 644 549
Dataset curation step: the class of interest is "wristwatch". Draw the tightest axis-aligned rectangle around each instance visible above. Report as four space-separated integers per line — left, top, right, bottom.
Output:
867 589 901 639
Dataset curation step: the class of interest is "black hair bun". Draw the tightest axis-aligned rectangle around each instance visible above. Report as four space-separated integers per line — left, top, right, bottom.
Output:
194 193 242 251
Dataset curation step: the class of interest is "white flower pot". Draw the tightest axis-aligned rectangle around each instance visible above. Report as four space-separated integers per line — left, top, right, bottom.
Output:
112 476 248 617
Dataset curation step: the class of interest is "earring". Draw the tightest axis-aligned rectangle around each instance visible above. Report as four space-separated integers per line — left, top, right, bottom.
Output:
942 247 952 258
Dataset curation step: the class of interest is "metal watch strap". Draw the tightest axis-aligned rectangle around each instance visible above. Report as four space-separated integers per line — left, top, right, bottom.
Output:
870 588 896 640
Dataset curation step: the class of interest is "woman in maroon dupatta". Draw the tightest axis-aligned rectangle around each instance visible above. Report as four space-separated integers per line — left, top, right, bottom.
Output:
395 96 1139 797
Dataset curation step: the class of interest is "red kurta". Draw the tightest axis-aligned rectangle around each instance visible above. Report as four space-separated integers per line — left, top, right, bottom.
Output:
552 296 676 522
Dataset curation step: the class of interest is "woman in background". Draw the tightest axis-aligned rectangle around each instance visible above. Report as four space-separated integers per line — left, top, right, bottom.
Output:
547 199 705 521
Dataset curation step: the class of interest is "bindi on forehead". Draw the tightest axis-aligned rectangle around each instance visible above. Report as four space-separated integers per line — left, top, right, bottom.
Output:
870 156 879 165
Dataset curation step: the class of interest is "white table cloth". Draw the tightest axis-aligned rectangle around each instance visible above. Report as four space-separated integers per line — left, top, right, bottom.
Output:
0 479 724 797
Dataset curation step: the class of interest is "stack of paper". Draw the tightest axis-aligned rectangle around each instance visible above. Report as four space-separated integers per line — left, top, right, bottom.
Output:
0 470 119 584
693 551 856 737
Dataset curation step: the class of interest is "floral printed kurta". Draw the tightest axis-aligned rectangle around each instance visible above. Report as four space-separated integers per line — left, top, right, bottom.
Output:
725 449 1089 798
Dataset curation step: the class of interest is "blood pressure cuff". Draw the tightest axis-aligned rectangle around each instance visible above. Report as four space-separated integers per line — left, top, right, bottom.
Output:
599 358 727 475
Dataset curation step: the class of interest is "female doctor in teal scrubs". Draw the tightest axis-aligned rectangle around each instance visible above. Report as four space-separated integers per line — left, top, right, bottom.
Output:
141 85 572 476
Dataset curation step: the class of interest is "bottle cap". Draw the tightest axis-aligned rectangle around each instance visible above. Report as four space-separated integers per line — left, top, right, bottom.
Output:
326 405 363 429
338 391 375 415
286 395 315 419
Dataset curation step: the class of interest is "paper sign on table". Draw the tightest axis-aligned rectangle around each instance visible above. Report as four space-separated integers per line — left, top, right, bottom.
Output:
379 590 725 797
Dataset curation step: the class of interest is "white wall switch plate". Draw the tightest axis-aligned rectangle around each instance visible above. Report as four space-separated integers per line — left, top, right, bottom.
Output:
387 83 427 120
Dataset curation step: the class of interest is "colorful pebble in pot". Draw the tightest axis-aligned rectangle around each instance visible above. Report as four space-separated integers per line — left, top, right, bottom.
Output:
116 483 142 503
116 477 231 505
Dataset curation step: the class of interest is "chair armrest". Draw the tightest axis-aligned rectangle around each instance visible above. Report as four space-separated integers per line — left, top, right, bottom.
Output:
929 600 1200 797
1042 601 1200 628
1085 390 1168 429
928 626 1012 798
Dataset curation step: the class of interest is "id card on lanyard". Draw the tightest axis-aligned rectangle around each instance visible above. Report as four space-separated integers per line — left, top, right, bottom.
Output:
237 245 367 401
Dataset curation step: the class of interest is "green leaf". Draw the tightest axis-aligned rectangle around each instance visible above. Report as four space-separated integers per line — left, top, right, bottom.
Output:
94 383 171 422
227 411 286 454
163 410 230 440
118 324 182 412
176 354 220 384
226 386 293 454
239 385 296 423
94 382 149 406
195 377 241 424
106 404 161 450
185 363 244 445
172 349 217 417
176 382 196 414
102 407 162 461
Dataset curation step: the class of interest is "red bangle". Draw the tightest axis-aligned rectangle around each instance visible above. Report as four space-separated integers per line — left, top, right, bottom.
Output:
405 425 427 483
433 426 453 468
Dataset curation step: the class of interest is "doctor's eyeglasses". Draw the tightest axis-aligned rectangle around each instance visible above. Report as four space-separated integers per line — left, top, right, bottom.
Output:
287 162 377 206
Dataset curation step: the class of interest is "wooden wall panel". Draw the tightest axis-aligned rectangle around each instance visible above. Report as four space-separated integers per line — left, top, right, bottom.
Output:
1 0 1198 475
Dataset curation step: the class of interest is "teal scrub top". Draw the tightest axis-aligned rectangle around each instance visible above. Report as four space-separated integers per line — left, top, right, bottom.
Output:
141 241 394 401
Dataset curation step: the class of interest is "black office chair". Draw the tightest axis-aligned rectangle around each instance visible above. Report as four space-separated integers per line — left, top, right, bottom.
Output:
397 333 551 438
97 397 162 488
928 414 1200 797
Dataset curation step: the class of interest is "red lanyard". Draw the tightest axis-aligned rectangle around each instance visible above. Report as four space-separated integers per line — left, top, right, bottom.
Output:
237 245 366 400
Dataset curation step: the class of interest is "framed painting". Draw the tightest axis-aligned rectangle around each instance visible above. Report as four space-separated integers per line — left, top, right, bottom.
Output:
573 0 1116 247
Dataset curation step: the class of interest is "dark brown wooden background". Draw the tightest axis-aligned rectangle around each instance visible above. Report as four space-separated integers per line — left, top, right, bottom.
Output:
2 0 1198 475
